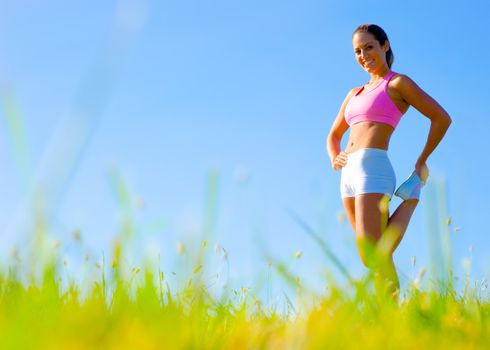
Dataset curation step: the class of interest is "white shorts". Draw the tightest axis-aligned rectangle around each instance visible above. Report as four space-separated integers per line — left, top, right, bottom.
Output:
340 148 396 198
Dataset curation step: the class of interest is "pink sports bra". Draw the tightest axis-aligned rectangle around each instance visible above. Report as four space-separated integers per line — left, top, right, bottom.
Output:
344 71 403 129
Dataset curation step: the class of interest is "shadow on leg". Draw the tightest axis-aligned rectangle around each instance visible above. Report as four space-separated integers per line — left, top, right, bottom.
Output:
342 197 356 232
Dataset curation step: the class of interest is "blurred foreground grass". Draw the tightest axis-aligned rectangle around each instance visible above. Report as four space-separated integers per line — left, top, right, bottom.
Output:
0 240 488 350
0 169 488 349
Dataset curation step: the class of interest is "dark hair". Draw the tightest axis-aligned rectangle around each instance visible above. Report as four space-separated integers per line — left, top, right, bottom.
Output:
353 24 394 68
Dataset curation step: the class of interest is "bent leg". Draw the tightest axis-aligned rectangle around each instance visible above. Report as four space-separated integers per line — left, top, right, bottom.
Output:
382 199 419 255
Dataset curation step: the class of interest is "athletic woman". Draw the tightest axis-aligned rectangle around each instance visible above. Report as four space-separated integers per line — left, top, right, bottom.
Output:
326 24 451 295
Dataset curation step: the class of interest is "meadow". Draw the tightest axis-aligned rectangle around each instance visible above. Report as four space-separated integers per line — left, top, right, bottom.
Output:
1 206 488 350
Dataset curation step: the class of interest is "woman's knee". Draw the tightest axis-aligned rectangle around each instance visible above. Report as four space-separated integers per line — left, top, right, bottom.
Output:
356 236 391 269
356 236 378 268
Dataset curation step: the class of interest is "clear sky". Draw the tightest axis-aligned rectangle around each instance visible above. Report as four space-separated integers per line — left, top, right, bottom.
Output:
0 0 489 297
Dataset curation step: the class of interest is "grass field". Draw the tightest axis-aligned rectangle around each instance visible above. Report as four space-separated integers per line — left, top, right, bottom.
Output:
0 173 488 349
0 168 487 349
1 228 488 350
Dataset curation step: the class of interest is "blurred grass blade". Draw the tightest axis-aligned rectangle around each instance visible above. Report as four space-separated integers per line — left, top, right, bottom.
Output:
203 169 219 239
0 87 32 186
107 167 134 242
424 176 453 291
286 209 352 283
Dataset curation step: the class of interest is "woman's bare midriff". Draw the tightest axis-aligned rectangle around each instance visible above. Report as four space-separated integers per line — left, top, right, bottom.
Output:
344 122 394 153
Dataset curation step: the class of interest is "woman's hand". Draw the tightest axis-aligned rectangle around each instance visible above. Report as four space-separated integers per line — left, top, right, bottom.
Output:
415 161 429 184
332 152 348 170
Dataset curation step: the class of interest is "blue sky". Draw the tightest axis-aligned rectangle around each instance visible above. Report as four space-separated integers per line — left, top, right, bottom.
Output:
0 0 489 296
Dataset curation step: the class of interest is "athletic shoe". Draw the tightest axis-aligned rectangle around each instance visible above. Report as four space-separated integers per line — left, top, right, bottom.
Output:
394 171 424 200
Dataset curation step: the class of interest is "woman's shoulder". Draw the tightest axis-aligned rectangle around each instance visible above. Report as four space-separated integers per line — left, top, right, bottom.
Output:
347 86 363 96
390 72 416 86
389 72 421 93
388 72 433 104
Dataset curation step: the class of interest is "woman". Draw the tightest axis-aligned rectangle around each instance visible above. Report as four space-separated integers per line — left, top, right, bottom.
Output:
326 24 451 295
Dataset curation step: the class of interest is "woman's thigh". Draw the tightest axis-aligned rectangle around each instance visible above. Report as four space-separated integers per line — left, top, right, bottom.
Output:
355 193 389 242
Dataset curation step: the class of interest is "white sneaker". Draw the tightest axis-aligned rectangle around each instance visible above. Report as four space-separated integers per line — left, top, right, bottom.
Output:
394 171 424 200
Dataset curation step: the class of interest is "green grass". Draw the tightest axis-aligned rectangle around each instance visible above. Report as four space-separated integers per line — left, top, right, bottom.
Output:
0 232 488 350
0 168 487 349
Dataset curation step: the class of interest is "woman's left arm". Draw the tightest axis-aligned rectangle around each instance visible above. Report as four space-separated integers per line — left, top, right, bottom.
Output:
395 75 452 180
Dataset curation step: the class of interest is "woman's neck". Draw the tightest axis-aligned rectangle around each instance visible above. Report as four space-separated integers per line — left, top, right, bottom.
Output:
368 67 391 83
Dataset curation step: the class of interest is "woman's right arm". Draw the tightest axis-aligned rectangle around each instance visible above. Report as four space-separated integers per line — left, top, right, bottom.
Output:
326 89 355 170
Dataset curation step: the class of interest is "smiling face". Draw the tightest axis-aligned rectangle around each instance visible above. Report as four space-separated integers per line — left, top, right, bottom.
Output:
352 31 389 74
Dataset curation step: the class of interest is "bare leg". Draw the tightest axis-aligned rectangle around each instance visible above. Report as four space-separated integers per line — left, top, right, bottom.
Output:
355 194 387 244
355 194 400 296
344 194 418 298
375 255 400 297
384 199 419 255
